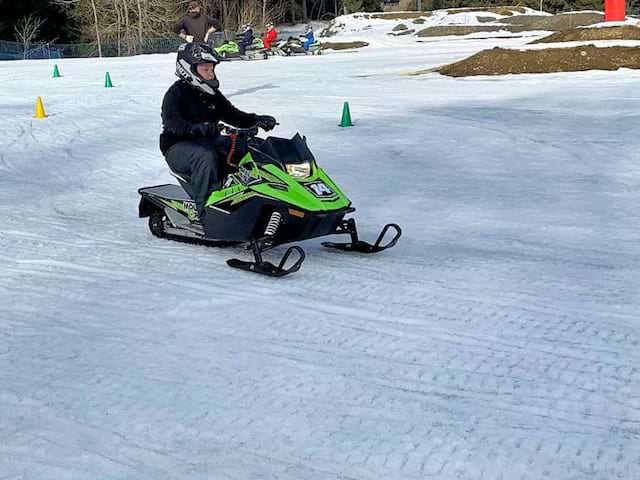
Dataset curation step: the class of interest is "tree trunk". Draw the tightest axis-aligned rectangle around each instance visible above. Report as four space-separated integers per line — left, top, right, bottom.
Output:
136 0 144 44
302 0 308 22
115 0 122 56
290 0 297 23
90 0 102 57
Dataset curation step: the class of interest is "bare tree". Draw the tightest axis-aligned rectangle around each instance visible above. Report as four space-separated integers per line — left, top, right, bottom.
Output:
14 14 46 59
89 0 103 56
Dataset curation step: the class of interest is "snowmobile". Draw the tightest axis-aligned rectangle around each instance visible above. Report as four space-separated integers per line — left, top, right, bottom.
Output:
214 38 268 60
138 124 401 277
274 37 322 56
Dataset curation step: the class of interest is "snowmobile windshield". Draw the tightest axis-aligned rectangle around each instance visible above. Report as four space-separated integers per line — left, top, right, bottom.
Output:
250 134 315 166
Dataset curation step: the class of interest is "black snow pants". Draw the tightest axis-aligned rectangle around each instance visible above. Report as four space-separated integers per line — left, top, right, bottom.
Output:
164 137 231 218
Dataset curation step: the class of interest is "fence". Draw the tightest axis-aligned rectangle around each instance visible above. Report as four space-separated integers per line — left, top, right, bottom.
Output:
0 33 229 61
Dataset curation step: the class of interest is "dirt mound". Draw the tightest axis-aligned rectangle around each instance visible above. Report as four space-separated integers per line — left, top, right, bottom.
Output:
499 11 603 30
367 12 432 20
444 6 527 16
531 25 640 43
417 25 522 37
437 45 640 76
320 41 369 50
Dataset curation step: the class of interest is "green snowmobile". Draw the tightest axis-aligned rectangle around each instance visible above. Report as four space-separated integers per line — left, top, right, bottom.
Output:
138 124 401 277
214 38 268 60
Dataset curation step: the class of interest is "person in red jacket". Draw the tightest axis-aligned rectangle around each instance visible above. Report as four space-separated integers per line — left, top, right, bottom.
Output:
262 22 278 50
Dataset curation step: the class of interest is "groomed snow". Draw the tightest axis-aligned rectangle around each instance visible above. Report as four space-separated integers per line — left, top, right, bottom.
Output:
1 18 639 480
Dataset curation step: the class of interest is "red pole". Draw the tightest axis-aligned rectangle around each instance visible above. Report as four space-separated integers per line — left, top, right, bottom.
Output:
604 0 625 21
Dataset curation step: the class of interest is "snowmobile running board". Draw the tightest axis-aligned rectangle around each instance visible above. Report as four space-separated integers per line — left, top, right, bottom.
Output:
227 239 305 277
322 218 402 253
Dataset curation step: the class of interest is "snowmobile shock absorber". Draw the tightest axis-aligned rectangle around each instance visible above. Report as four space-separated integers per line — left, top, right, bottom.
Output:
264 212 282 237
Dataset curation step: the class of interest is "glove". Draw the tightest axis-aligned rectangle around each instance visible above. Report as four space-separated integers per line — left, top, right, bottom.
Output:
190 122 217 137
255 115 277 131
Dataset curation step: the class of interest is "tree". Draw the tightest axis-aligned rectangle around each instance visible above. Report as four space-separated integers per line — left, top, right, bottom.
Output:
14 14 46 59
0 0 77 42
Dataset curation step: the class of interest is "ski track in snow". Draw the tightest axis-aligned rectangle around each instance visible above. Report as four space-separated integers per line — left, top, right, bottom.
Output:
1 32 640 479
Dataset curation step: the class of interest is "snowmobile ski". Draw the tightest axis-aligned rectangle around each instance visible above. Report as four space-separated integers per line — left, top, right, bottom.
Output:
227 239 305 277
322 219 402 253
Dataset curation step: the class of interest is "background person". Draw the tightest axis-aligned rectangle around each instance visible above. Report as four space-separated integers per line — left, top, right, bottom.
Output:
175 1 221 44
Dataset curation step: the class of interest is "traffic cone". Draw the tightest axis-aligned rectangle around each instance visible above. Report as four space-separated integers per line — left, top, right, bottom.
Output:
52 64 61 78
34 96 47 119
338 101 353 127
104 72 113 88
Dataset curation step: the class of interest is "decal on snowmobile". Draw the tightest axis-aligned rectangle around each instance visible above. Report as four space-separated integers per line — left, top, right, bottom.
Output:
238 166 259 185
222 176 238 189
259 169 286 185
305 181 335 198
222 190 265 207
182 200 198 220
158 198 199 220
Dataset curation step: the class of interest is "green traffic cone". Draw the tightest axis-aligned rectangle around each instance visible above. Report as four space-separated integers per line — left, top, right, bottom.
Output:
339 101 353 127
52 64 61 78
104 72 113 88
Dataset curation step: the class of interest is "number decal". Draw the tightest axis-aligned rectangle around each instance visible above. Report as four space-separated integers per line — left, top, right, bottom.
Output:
306 182 335 197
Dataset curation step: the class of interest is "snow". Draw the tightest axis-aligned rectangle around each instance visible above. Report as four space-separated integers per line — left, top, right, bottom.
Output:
322 7 551 44
1 15 640 480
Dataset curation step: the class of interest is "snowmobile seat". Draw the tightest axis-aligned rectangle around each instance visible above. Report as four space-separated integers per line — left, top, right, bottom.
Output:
139 184 193 201
168 169 195 198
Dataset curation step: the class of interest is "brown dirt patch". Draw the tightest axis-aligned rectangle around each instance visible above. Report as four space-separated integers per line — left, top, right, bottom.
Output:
444 6 526 15
393 23 409 31
498 12 603 30
531 25 640 43
437 45 640 76
417 25 524 37
320 41 369 50
388 29 415 36
368 12 432 20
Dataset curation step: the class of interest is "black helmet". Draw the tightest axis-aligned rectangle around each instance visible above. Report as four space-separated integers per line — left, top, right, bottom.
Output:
176 42 221 95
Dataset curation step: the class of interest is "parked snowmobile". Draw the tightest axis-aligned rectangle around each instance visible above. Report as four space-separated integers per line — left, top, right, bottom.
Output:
214 38 268 60
274 37 322 56
138 124 401 277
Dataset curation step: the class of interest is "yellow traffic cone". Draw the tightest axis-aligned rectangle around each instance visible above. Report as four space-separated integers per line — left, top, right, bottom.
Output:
34 96 47 119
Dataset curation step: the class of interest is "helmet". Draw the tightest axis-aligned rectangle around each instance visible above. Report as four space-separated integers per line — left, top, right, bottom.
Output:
305 24 313 33
176 42 220 95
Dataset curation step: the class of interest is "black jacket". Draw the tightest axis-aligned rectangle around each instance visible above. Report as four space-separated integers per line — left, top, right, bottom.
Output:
160 80 258 155
175 13 221 43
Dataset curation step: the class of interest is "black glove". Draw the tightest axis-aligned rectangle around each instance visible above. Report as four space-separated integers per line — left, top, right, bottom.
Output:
190 122 217 137
255 115 277 131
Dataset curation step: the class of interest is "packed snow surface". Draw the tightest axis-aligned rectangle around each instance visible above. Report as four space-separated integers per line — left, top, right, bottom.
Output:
1 17 639 480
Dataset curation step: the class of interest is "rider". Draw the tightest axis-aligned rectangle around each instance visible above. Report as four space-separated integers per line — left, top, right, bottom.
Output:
238 23 254 56
300 24 315 51
160 42 276 221
262 22 278 50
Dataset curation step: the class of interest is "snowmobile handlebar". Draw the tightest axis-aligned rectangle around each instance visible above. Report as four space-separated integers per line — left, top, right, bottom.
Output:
218 122 279 138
